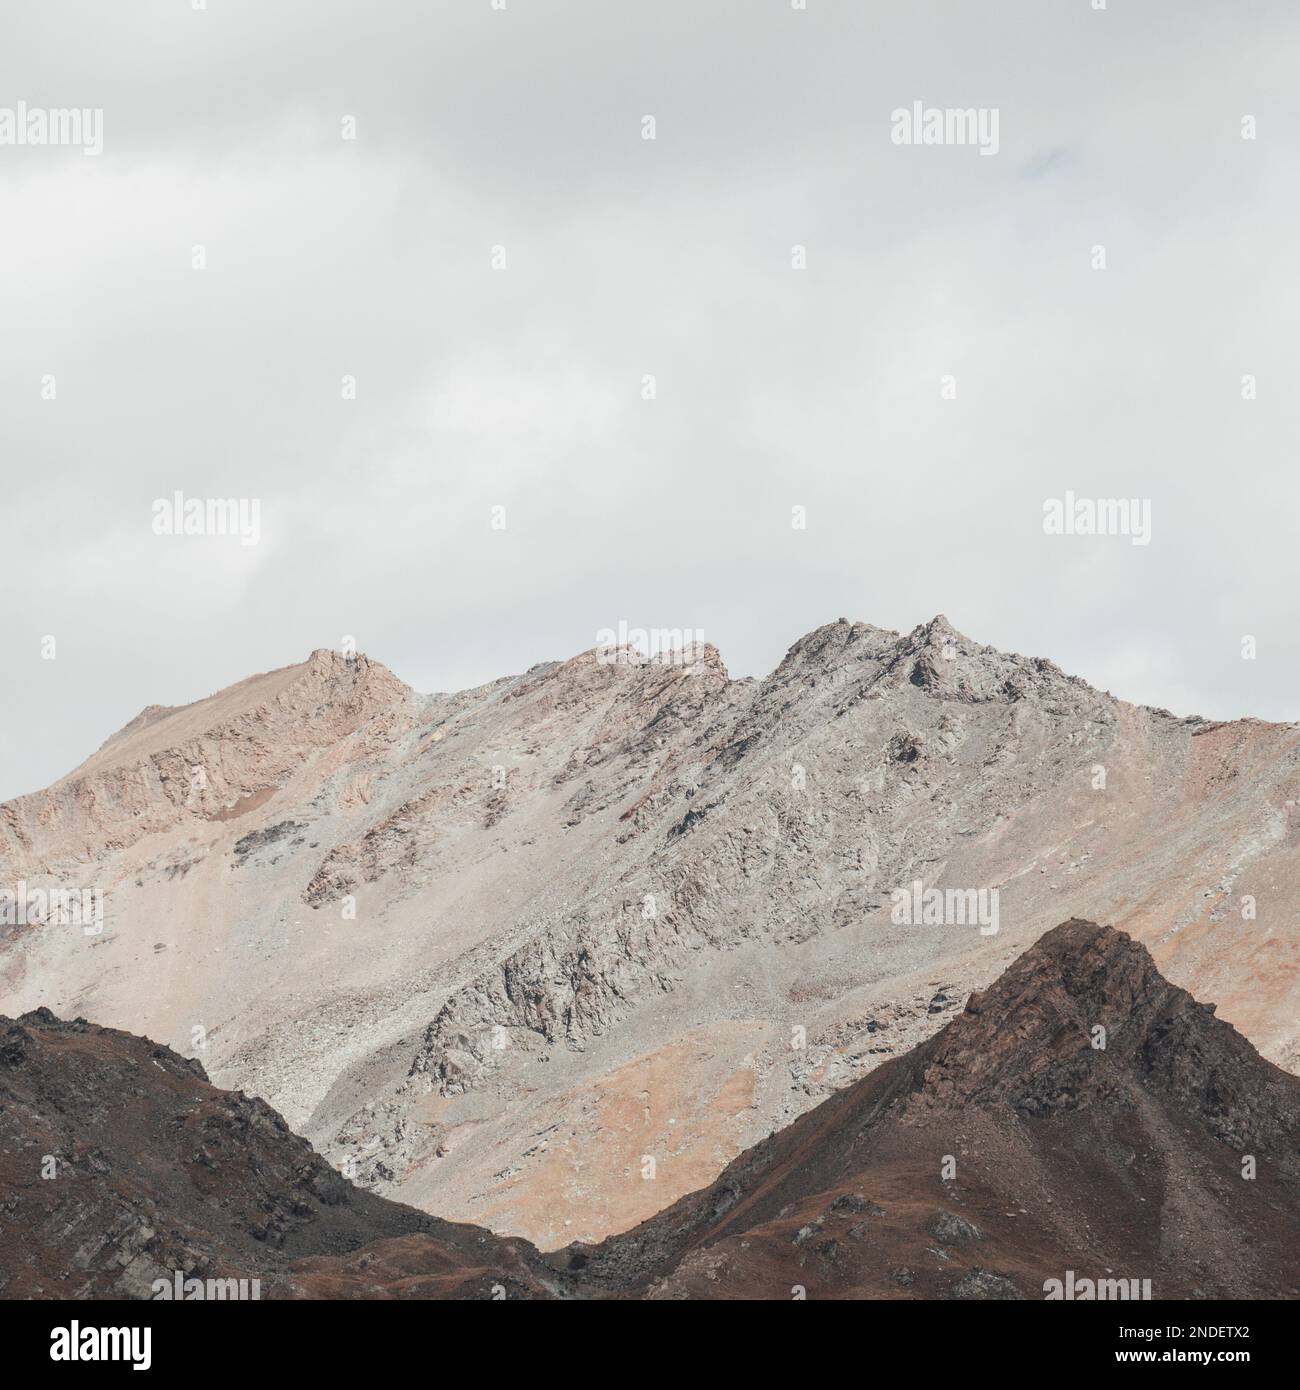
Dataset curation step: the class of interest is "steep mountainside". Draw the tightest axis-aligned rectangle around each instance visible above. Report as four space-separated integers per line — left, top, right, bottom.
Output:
2 619 1299 1245
4 924 1295 1300
570 921 1300 1299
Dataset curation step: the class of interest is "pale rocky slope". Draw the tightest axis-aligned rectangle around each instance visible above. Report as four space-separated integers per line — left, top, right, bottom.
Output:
2 618 1298 1248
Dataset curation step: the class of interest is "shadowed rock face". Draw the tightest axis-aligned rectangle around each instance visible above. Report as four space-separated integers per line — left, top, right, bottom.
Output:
3 923 1297 1300
3 618 1300 1246
0 1009 561 1300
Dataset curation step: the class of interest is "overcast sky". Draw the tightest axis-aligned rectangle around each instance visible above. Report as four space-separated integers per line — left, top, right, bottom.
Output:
2 0 1299 801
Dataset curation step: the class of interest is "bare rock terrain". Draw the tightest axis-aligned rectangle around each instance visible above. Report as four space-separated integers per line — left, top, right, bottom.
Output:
0 1008 560 1299
2 617 1299 1246
4 923 1295 1300
569 920 1300 1299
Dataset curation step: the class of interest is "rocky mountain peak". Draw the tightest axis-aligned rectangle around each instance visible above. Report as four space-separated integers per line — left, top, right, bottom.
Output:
572 920 1300 1300
0 648 416 867
912 920 1300 1150
771 618 900 681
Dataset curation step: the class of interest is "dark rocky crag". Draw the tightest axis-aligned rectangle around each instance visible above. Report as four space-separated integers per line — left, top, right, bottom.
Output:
0 1008 563 1299
564 920 1300 1299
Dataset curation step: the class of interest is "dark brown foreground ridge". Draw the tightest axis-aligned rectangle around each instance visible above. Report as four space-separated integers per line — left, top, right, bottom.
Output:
565 920 1300 1298
3 921 1297 1299
0 1008 563 1299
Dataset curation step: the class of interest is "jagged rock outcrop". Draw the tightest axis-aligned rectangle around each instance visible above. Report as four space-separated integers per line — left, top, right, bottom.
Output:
910 919 1300 1150
408 617 1130 1099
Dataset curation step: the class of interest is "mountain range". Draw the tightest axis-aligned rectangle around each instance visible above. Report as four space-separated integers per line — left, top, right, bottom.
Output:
2 617 1298 1249
4 922 1296 1299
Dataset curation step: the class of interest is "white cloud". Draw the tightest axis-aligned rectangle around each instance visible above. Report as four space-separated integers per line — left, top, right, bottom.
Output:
3 0 1300 798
